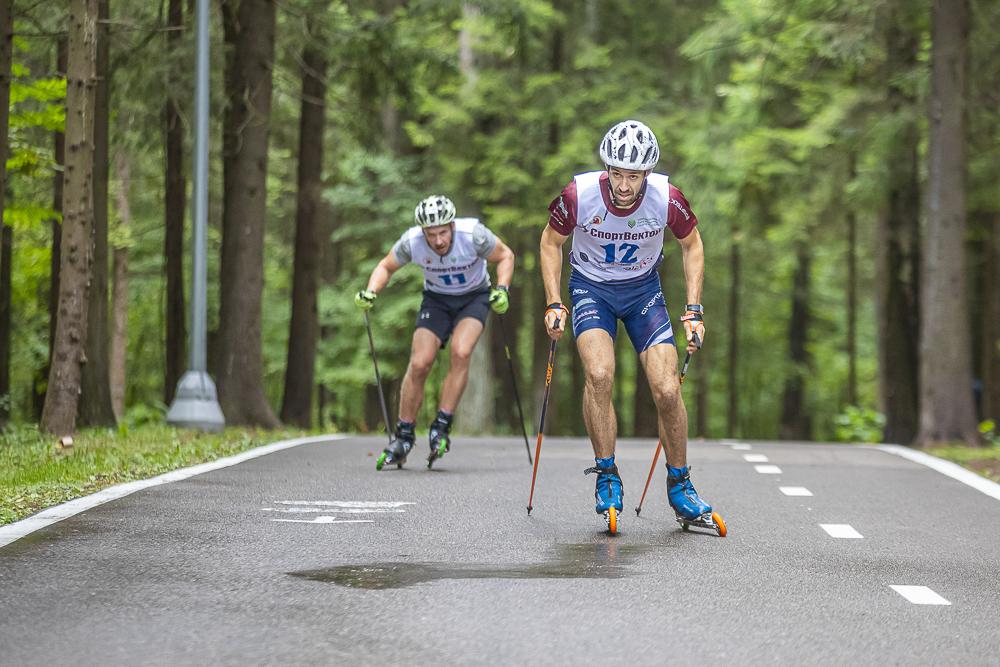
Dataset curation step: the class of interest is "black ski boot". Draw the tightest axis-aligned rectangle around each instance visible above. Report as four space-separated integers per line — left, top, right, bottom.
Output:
376 421 416 470
427 410 454 468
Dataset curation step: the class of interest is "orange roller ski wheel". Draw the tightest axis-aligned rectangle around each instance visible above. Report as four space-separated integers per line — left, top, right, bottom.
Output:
713 512 727 537
608 508 618 534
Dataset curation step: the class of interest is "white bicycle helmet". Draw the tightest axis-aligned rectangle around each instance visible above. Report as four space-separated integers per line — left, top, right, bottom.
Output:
599 120 659 171
414 195 457 228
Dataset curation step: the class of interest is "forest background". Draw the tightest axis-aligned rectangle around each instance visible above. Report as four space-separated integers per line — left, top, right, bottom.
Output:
1 0 998 448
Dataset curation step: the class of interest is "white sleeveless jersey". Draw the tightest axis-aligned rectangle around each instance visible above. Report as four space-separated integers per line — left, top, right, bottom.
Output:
407 218 490 294
570 171 671 282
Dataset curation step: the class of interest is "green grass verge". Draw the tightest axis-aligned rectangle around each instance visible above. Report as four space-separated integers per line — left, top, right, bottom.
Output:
0 424 312 526
927 441 1000 483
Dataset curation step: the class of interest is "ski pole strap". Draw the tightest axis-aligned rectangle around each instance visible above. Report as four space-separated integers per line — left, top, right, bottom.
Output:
545 302 569 327
679 310 703 348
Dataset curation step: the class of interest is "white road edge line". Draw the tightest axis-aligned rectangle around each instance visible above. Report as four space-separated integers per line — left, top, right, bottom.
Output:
890 585 951 605
0 434 347 549
874 444 1000 503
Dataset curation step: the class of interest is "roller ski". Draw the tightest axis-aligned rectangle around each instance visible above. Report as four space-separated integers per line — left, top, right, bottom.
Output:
585 456 624 534
376 421 416 470
426 410 454 468
667 465 726 536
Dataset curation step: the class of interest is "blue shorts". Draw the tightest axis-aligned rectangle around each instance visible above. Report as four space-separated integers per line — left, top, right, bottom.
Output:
568 269 675 353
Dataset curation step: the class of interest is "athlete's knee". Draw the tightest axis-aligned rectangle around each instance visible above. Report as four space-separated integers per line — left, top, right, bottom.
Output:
407 355 435 380
585 363 615 396
450 344 474 367
650 378 682 410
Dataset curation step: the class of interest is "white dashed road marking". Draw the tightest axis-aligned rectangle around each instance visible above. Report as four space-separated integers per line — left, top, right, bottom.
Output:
820 524 863 539
272 517 375 525
890 586 951 605
263 501 414 523
730 444 753 450
743 454 769 463
780 487 813 496
755 465 782 474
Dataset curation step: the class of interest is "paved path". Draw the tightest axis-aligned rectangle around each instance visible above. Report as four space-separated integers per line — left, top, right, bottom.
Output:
2 435 999 666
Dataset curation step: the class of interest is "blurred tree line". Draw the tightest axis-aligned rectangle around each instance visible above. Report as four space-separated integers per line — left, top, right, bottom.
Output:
0 0 996 445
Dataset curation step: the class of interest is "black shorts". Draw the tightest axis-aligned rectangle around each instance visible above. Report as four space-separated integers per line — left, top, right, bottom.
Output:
416 289 490 346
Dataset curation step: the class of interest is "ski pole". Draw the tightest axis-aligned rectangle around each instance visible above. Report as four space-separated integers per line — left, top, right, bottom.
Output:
496 313 532 465
527 313 562 515
364 310 395 447
635 332 701 516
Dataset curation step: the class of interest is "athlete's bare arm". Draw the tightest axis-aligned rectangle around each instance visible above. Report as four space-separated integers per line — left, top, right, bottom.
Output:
487 238 515 287
540 225 570 339
365 251 404 293
677 227 705 352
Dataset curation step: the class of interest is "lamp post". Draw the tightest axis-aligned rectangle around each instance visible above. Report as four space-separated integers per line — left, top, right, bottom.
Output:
165 0 224 431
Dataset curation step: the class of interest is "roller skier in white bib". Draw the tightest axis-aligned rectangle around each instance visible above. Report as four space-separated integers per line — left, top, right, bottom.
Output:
540 120 718 532
356 196 515 468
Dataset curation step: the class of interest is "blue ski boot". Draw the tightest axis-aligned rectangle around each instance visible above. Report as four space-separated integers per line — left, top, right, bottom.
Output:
584 456 624 533
376 421 416 470
667 465 726 536
427 410 454 468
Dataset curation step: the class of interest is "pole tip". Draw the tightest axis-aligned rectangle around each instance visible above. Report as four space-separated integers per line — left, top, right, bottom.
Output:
634 508 641 516
527 506 532 515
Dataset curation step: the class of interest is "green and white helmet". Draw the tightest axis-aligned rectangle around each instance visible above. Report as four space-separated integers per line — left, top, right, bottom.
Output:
414 195 457 228
599 120 659 171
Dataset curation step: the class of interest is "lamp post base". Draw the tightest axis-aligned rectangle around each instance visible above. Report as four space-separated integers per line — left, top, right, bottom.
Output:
165 370 225 432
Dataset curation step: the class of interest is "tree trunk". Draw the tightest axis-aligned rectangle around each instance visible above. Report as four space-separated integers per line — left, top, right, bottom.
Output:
280 46 326 428
726 234 740 438
164 0 186 405
916 0 980 447
36 40 68 420
846 198 858 408
0 224 10 424
876 11 921 445
217 0 280 428
981 214 1000 422
110 152 130 419
0 0 11 280
78 0 116 427
41 0 99 435
780 242 812 440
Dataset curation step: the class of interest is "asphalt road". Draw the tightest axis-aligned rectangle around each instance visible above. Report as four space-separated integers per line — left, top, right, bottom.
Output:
2 434 999 666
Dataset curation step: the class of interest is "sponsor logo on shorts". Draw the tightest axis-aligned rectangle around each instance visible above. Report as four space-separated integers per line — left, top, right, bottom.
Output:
420 311 430 319
575 309 598 321
572 288 589 295
641 291 663 315
576 298 596 306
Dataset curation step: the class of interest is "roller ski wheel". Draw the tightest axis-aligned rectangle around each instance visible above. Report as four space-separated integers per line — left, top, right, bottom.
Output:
427 436 449 468
605 507 618 534
676 511 726 537
426 410 454 469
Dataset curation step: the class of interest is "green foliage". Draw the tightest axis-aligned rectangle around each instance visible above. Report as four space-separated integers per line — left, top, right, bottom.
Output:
980 421 1000 448
835 406 886 443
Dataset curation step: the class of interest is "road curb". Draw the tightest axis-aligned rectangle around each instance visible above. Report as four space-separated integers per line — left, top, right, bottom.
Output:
0 433 347 549
873 444 1000 503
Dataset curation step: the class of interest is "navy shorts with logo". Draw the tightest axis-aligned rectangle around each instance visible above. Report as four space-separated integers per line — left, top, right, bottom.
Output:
568 269 675 354
416 288 490 347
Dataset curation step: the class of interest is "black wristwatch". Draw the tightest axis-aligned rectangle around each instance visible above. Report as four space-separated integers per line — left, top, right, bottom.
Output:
497 285 509 292
685 304 704 314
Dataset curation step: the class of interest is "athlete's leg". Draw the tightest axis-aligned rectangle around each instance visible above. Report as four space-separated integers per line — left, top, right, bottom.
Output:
439 317 485 413
639 342 688 467
577 328 618 459
398 327 442 422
